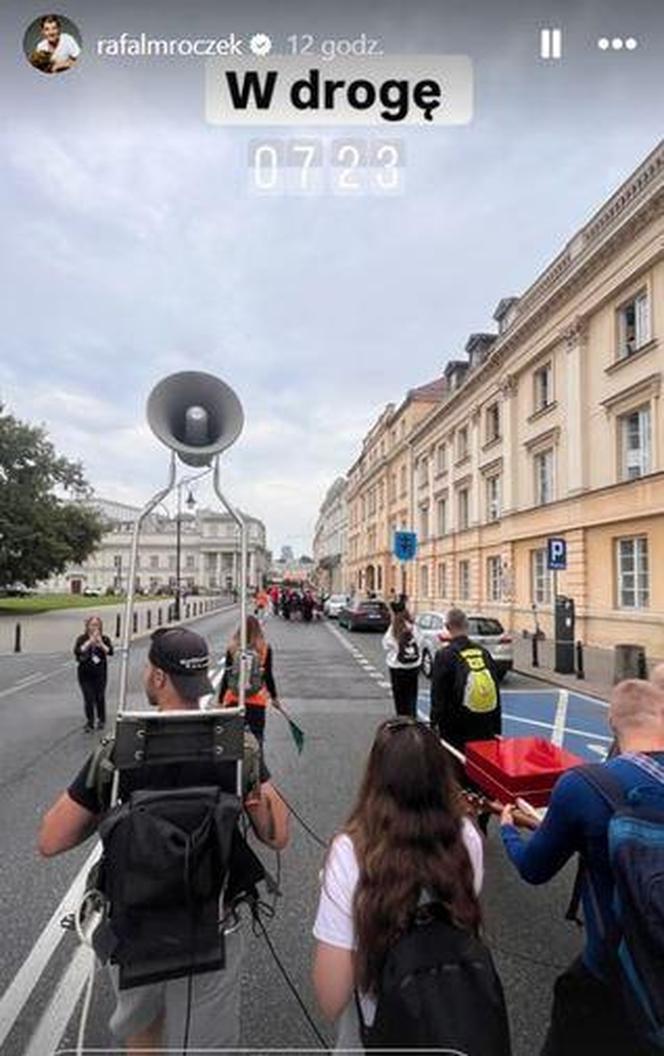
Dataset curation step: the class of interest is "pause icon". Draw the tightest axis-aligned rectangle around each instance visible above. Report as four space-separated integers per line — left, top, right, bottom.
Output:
540 27 562 59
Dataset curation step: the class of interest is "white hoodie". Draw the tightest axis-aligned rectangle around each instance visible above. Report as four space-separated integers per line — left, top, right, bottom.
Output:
382 623 423 669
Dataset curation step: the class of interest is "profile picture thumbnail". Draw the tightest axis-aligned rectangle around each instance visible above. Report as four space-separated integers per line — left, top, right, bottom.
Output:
23 13 81 75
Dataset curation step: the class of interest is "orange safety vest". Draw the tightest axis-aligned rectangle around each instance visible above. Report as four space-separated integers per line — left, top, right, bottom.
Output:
222 643 269 708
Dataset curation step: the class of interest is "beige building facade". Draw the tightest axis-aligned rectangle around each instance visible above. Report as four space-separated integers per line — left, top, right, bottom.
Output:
342 141 664 655
313 477 348 594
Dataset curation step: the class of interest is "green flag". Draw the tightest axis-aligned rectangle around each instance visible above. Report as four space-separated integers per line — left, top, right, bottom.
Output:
287 717 305 754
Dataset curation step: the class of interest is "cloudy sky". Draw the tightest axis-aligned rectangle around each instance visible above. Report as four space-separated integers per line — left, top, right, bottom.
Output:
1 0 663 555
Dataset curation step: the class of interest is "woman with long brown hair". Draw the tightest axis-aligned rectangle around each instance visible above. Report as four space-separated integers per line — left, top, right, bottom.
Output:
312 717 486 1050
382 601 423 716
219 614 280 744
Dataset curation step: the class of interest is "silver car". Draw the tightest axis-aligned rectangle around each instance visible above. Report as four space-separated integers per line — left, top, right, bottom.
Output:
414 611 513 681
324 593 350 619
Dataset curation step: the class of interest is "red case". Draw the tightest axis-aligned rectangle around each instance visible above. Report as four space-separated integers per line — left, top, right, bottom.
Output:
465 736 584 807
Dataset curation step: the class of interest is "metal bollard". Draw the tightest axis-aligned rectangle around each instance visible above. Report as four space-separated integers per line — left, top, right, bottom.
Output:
531 633 539 668
185 604 190 619
115 614 121 639
575 640 585 680
147 610 152 630
157 607 162 627
14 622 21 654
133 612 138 634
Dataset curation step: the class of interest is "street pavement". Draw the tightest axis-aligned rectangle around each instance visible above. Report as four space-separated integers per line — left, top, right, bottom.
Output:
0 611 604 1056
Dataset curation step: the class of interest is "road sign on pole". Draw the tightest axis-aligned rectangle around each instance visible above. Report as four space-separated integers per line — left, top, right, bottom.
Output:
393 531 417 562
547 537 567 571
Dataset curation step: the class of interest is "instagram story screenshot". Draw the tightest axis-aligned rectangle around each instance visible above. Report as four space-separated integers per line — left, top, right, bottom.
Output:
0 1 664 1055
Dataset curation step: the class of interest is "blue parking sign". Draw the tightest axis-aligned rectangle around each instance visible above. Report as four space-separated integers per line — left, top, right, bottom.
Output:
394 531 418 561
547 537 567 571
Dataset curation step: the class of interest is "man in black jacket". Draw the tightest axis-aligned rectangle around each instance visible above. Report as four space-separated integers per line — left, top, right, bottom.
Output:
430 608 502 750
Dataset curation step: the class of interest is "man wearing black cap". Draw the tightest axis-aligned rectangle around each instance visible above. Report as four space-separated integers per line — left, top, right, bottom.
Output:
38 626 289 1053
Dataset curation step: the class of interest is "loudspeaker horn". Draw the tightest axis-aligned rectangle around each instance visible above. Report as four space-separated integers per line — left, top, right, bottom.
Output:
146 371 244 467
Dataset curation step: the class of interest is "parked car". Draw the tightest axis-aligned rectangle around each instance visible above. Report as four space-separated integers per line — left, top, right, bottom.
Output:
339 599 391 632
324 593 350 619
415 611 513 680
83 587 103 597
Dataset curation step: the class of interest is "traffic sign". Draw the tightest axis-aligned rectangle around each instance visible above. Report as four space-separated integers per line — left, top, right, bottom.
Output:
393 530 417 561
547 537 567 571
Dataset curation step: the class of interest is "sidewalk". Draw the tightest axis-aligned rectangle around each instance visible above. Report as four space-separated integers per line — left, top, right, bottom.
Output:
0 594 233 655
513 636 659 701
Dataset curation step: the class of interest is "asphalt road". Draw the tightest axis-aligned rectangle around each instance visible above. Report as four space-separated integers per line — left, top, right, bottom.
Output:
0 611 586 1056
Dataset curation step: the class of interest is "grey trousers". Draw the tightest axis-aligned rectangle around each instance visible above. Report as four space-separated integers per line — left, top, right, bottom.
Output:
109 921 246 1049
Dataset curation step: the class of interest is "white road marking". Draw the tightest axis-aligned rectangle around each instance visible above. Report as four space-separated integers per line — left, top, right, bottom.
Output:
588 743 609 759
0 665 73 700
12 671 44 686
551 689 569 747
0 843 99 1050
23 944 95 1056
502 711 612 742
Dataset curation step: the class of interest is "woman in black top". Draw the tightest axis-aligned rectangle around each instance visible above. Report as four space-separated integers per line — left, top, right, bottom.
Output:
73 615 113 731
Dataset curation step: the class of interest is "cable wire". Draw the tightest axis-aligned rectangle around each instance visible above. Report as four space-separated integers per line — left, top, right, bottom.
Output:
250 900 329 1049
273 787 328 850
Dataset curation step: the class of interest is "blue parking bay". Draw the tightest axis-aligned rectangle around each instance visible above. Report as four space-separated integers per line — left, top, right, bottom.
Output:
419 687 612 762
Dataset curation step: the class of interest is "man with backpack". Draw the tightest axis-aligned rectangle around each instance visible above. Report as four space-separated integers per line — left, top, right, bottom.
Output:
500 679 664 1056
430 608 502 750
38 626 289 1053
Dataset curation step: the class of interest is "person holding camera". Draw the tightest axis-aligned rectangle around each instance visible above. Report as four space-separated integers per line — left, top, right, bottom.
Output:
74 615 113 732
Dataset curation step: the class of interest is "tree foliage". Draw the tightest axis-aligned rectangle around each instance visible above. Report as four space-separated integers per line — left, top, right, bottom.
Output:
0 406 104 587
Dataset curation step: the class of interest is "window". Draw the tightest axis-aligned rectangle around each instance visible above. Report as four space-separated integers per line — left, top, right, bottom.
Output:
389 474 397 502
150 554 159 570
531 548 552 605
185 554 195 571
534 448 554 505
168 554 176 571
617 537 649 609
437 561 447 598
534 363 553 412
458 488 469 531
419 504 429 540
436 498 447 537
487 556 502 602
113 554 122 569
620 406 651 481
418 457 429 487
399 465 407 496
486 403 500 443
457 426 469 461
618 291 650 359
436 442 448 475
458 560 470 600
486 475 501 521
420 563 429 598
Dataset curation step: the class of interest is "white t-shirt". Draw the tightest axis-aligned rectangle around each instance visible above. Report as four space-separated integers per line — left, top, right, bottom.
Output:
37 32 80 63
382 624 424 669
313 822 484 1049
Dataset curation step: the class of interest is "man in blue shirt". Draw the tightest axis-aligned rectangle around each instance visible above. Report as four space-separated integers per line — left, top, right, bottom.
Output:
500 679 664 1056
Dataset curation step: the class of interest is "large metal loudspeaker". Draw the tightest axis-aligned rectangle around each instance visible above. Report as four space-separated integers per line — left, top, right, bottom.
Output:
147 370 244 466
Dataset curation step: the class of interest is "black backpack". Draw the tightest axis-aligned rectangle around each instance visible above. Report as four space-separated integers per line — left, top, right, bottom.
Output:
357 905 511 1056
97 785 241 989
397 632 420 667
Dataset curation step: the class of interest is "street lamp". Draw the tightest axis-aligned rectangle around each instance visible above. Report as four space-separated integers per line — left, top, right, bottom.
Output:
174 472 207 619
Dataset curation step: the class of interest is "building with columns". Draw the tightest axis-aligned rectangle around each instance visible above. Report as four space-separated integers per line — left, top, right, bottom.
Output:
44 498 270 595
312 478 348 593
338 140 664 654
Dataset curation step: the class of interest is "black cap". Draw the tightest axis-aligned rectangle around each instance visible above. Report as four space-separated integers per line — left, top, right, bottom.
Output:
148 626 214 701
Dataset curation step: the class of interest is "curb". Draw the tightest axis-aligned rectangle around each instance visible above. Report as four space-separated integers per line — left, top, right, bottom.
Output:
513 665 610 703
